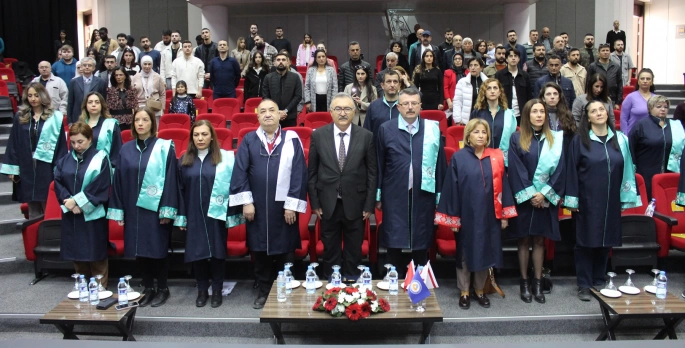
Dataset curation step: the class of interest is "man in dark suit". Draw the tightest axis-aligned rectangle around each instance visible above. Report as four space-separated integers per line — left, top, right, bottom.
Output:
66 57 107 124
308 93 377 280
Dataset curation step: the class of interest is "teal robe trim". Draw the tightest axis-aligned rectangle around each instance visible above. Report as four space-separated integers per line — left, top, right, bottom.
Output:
604 129 641 209
533 130 564 205
136 139 172 212
90 117 118 155
676 192 685 207
33 111 63 163
72 149 108 221
668 119 685 173
173 215 187 228
0 163 19 175
107 208 124 221
226 214 246 228
500 109 517 167
420 119 441 193
207 150 235 221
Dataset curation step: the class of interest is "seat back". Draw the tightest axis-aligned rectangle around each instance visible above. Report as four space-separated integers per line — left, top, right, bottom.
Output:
194 99 209 115
237 127 258 148
196 113 225 128
214 128 233 150
244 97 262 113
328 56 339 71
445 126 465 149
121 129 134 143
652 173 685 256
304 112 332 129
283 127 313 149
0 68 17 82
623 85 635 97
108 219 125 256
165 90 173 114
159 113 191 130
201 88 213 110
3 58 18 68
444 146 457 165
622 174 648 215
213 98 241 122
420 111 447 134
236 89 244 108
227 223 248 257
230 113 259 137
294 205 312 259
296 66 308 75
158 129 190 157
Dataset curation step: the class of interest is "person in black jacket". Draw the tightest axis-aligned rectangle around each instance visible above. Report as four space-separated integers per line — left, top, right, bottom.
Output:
338 41 372 92
243 52 269 100
495 48 532 125
262 53 302 127
194 28 219 89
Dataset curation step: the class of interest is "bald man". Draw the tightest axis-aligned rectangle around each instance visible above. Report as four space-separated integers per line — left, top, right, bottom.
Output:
31 61 68 114
546 36 569 64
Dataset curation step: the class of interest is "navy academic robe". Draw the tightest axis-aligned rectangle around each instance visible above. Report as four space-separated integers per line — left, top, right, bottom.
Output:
376 118 446 251
54 146 111 261
507 132 565 241
4 113 67 202
91 117 123 169
229 130 308 255
109 137 179 259
177 153 230 262
565 134 624 247
472 108 507 149
436 147 517 271
629 116 673 198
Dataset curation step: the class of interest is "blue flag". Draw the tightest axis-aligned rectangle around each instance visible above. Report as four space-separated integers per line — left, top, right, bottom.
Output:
407 268 431 304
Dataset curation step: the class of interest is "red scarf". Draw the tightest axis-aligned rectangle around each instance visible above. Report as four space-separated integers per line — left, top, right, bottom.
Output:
483 148 517 219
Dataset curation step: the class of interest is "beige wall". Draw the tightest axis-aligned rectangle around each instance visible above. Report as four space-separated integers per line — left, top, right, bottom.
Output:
643 0 685 85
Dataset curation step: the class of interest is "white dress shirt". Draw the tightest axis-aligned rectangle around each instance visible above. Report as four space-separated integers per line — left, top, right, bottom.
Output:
333 124 351 160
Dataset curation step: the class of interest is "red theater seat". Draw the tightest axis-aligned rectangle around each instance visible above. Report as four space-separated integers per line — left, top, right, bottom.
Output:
196 113 225 128
158 129 190 157
214 128 233 150
213 98 241 123
230 113 259 138
652 173 685 254
194 99 208 115
244 97 262 114
284 127 312 149
294 205 312 259
237 127 258 148
227 224 249 257
304 112 332 129
159 113 191 130
121 129 133 143
445 126 465 149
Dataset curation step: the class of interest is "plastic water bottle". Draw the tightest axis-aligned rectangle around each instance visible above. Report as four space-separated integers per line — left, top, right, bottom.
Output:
88 277 100 305
117 277 128 306
284 265 293 295
361 267 372 291
78 275 88 302
388 266 399 295
305 265 316 294
645 198 656 217
656 271 668 299
277 271 287 302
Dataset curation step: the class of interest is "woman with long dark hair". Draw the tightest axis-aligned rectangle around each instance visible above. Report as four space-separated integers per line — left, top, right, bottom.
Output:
88 29 100 50
304 49 338 112
54 30 72 54
176 120 240 308
572 73 615 127
106 67 137 132
0 82 67 217
451 57 487 125
81 91 122 169
508 99 565 304
444 52 466 123
296 33 316 67
471 78 517 165
565 100 640 301
413 50 444 110
382 41 410 73
538 82 577 150
243 52 269 100
120 48 140 76
344 65 376 126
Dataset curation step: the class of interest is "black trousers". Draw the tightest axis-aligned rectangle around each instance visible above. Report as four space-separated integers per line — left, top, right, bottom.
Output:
320 199 364 280
574 245 610 288
137 256 169 289
193 257 225 292
280 118 297 128
213 91 236 100
253 251 293 297
315 94 328 112
386 249 428 279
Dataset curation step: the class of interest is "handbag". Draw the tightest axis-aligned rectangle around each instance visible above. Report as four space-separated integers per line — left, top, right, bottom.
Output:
145 92 162 112
482 268 505 297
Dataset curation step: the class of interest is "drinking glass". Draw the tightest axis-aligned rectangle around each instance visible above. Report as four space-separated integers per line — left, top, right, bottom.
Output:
71 273 81 292
650 269 660 287
623 269 636 288
331 265 342 286
310 262 320 282
124 275 134 293
356 265 366 284
383 264 393 282
96 274 105 292
605 272 617 291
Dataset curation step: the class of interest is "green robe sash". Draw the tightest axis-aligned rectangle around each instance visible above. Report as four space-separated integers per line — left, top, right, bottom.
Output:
33 111 63 163
533 130 564 205
668 119 685 173
599 129 641 209
500 109 517 167
420 119 441 195
90 117 118 155
62 149 108 221
208 150 234 221
136 139 171 212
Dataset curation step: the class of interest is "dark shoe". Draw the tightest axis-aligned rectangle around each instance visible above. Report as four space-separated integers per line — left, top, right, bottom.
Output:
253 295 267 309
578 287 591 301
520 278 532 303
196 290 209 307
151 288 170 307
458 295 470 310
475 294 490 308
138 288 156 307
532 278 546 303
252 279 259 289
211 292 223 308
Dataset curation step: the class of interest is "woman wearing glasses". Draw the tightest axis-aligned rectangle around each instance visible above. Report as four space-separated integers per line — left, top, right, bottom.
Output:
629 95 684 198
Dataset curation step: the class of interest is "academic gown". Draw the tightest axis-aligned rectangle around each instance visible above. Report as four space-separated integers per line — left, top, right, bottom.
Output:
507 132 565 240
676 148 685 205
376 118 446 250
436 146 517 271
54 146 111 261
3 113 67 202
90 117 123 169
565 134 624 247
472 108 509 149
629 116 674 198
108 137 179 259
177 152 234 262
229 130 308 255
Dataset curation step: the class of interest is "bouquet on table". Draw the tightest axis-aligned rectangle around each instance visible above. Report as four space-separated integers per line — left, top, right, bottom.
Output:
312 285 390 321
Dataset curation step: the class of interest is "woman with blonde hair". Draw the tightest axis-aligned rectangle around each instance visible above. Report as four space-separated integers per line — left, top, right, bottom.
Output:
471 78 517 165
230 37 250 72
296 33 316 67
0 82 67 217
436 118 517 309
392 66 413 90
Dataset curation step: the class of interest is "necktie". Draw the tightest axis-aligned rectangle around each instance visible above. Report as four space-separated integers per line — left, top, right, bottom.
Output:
407 124 413 190
338 132 346 197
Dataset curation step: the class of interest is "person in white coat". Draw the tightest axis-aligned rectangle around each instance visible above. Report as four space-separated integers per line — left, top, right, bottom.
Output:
452 58 488 125
32 61 68 115
171 40 205 98
160 31 183 90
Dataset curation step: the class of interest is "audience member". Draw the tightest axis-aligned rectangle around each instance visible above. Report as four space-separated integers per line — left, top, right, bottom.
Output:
606 20 626 53
98 55 118 87
413 50 444 110
304 49 338 112
587 44 623 109
505 30 527 70
120 48 140 77
539 27 552 52
410 31 440 74
495 48 531 123
533 55 575 108
338 41 372 92
208 40 241 99
153 29 172 52
407 28 425 69
460 38 482 69
270 27 292 56
344 65 377 126
443 52 466 122
195 28 219 89
538 82 574 134
133 56 166 121
381 41 410 73
438 28 454 55
262 53 302 127
138 36 161 74
168 81 197 123
171 41 205 98
67 57 107 124
363 69 400 136
620 68 655 134
231 37 251 72
88 29 100 51
295 33 315 67
483 46 507 78
407 24 421 48
32 61 68 114
572 73 615 127
441 36 464 71
112 33 135 63
471 78 517 158
243 52 269 100
160 30 183 89
546 36 569 64
522 29 539 61
54 29 71 54
526 43 548 87
52 45 78 83
93 27 118 57
451 57 487 126
245 24 259 51
610 40 635 87
250 34 278 66
560 48 587 96
578 34 598 68
106 66 138 131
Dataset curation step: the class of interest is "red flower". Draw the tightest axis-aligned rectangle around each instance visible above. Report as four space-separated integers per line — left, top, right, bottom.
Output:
324 297 338 311
312 296 323 311
325 287 342 296
345 303 362 321
366 289 377 301
378 298 390 312
345 287 357 294
360 302 372 318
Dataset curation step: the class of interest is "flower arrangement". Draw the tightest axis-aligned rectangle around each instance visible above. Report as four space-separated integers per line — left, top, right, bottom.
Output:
312 286 390 321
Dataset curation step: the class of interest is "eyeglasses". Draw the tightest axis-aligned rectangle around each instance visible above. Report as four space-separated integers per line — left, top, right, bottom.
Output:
333 107 354 113
399 101 421 107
